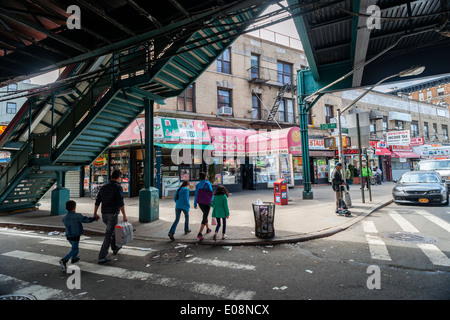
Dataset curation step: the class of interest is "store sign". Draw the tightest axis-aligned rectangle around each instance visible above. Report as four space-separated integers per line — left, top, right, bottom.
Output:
386 130 410 146
410 137 424 146
209 127 254 156
335 149 359 155
155 117 210 142
0 125 6 135
309 139 325 149
392 145 412 152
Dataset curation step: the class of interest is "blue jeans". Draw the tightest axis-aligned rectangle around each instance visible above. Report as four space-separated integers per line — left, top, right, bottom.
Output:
215 218 227 234
169 209 189 234
64 240 79 261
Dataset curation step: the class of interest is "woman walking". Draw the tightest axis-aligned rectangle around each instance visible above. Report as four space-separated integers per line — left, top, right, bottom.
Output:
168 180 191 241
194 172 213 240
210 185 230 241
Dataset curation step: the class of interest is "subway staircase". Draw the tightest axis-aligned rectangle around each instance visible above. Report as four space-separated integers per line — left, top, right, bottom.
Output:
0 5 265 212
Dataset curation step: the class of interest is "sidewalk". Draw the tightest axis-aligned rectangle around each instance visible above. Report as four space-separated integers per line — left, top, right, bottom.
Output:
0 183 394 245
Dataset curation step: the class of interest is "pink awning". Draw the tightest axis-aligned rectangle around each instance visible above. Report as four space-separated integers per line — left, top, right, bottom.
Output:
392 151 420 158
246 127 301 155
376 147 392 156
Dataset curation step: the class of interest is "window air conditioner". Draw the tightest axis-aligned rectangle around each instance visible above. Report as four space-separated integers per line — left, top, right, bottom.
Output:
218 107 232 116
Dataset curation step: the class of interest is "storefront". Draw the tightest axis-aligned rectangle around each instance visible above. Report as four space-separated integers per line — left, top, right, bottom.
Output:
247 127 302 188
308 139 336 184
390 145 420 181
209 127 255 192
84 117 212 198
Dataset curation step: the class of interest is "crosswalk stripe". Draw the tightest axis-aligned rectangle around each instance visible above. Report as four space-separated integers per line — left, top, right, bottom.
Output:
416 244 450 267
365 235 392 261
39 239 148 257
389 211 419 233
416 210 450 233
362 221 378 233
0 273 85 300
2 251 256 300
186 257 256 271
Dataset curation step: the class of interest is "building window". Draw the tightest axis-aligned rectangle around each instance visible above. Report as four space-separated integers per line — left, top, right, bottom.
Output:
6 102 16 114
325 104 334 124
177 84 195 112
250 54 260 79
395 120 404 130
217 89 232 115
443 125 449 141
437 87 444 96
370 121 377 134
382 116 388 134
418 92 424 101
278 99 294 123
217 48 231 74
424 122 429 139
252 94 261 120
277 61 292 85
307 108 313 126
426 90 432 99
7 84 17 92
411 121 419 137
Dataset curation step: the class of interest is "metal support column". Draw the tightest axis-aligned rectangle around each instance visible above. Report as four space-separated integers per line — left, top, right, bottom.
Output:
139 98 159 223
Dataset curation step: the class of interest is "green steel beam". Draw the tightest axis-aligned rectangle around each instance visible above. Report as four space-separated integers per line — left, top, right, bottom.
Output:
287 0 320 81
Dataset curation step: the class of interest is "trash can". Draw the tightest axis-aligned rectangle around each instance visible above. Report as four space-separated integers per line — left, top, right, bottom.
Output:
252 201 275 239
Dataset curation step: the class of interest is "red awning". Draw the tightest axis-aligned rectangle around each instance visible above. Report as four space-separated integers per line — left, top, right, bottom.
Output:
392 151 420 158
376 147 392 156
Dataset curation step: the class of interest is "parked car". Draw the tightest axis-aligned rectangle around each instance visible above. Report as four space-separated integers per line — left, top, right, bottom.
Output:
392 171 448 206
416 159 450 188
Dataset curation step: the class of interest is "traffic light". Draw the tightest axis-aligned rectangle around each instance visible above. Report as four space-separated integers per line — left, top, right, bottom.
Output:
324 137 336 149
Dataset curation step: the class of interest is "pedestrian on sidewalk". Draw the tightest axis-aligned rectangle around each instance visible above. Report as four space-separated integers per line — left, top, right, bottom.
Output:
210 185 230 241
331 162 346 214
194 172 213 241
361 163 372 190
93 169 128 265
168 180 191 241
60 200 98 270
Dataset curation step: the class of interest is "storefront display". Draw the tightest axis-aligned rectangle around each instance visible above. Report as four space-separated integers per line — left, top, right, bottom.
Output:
110 148 130 193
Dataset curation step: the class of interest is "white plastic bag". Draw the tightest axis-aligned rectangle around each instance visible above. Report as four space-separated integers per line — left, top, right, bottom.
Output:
115 222 133 246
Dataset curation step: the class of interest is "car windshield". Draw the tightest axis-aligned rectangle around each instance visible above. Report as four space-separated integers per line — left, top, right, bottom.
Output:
417 160 450 170
399 173 440 184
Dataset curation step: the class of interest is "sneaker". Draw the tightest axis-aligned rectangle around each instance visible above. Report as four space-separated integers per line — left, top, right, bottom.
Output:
168 232 175 241
59 259 67 270
197 233 204 240
206 228 212 234
98 257 111 265
71 257 80 264
222 234 227 240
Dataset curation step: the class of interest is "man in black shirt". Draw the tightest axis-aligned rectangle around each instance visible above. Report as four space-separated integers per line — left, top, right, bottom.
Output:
331 162 346 213
94 169 128 264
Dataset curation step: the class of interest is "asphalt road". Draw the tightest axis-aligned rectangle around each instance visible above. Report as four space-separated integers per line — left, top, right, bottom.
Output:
0 202 448 309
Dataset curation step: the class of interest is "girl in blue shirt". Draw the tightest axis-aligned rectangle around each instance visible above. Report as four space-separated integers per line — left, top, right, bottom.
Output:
168 180 191 241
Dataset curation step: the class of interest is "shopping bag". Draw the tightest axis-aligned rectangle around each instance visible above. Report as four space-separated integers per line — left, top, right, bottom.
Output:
115 222 133 246
211 217 217 225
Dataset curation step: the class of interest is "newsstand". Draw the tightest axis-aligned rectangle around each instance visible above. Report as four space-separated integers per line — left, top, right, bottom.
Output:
252 201 275 239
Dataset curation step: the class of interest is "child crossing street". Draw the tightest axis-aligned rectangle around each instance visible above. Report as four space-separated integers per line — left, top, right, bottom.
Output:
210 185 230 241
60 200 98 270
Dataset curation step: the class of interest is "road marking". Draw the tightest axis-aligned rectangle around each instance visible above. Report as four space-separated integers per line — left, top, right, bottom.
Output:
389 211 419 233
186 257 256 271
365 235 392 261
0 273 86 300
2 251 256 300
416 244 450 267
362 221 378 233
416 210 450 233
39 239 148 257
